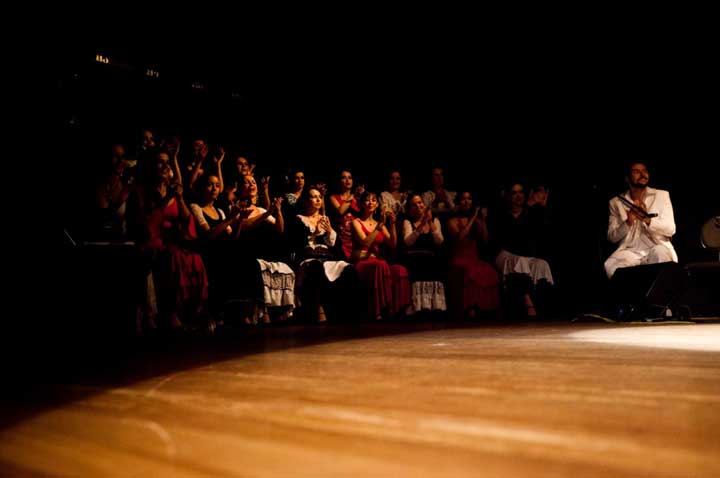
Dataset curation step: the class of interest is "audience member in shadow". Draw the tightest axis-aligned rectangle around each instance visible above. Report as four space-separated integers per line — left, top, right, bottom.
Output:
126 149 209 331
446 191 501 319
490 183 553 318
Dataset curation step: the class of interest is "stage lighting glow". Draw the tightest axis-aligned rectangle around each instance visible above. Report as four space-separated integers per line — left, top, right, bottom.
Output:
569 324 720 352
145 69 160 78
95 54 110 64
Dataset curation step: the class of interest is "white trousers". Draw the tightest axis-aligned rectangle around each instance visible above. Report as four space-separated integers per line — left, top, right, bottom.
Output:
604 244 676 278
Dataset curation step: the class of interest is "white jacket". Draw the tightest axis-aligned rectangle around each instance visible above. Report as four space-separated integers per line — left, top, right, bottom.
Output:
607 187 678 261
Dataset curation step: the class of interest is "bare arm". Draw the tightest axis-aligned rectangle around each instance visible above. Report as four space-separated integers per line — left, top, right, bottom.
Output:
270 197 284 234
215 147 224 193
352 218 381 248
191 204 239 240
171 147 183 190
259 176 271 210
189 160 204 191
382 223 397 250
473 208 488 243
454 208 480 241
330 195 353 216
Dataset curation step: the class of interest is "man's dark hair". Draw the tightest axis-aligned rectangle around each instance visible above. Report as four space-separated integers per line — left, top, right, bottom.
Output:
626 160 650 177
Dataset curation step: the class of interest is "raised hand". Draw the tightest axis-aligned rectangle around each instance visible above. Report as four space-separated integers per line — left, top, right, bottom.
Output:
270 196 283 215
260 176 270 191
319 215 333 233
355 184 365 198
317 182 327 197
167 139 180 159
170 182 183 198
423 208 432 224
530 187 548 207
212 146 225 165
229 201 244 219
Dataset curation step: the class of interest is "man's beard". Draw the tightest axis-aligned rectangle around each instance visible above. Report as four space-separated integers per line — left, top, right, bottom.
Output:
632 179 649 189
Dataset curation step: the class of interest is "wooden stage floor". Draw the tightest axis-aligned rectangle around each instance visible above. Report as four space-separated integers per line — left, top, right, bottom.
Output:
1 321 719 477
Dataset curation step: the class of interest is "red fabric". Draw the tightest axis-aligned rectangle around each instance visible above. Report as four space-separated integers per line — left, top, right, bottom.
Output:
146 198 208 321
331 194 360 260
355 258 392 318
389 264 411 315
354 259 410 318
449 239 500 313
352 218 410 318
355 219 385 255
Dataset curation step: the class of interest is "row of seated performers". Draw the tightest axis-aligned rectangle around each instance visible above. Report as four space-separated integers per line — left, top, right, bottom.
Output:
124 152 552 332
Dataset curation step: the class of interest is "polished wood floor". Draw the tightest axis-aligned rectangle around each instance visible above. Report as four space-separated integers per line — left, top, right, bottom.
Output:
1 321 719 477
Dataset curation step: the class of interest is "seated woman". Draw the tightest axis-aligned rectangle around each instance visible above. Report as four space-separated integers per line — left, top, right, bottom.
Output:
446 191 500 318
288 186 354 323
402 195 447 315
379 170 409 218
490 183 553 317
351 191 410 320
214 174 294 325
328 170 363 260
421 167 457 221
284 169 306 212
126 149 209 331
189 173 248 325
93 143 135 240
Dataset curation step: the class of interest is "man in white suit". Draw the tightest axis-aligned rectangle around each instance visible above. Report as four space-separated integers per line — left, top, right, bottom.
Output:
604 161 678 278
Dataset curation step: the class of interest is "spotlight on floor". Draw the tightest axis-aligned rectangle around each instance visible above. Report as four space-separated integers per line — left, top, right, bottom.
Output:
569 325 720 352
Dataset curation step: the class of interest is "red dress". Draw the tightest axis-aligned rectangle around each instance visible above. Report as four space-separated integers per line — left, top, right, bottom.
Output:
144 198 209 323
352 220 410 318
448 228 499 314
330 194 360 260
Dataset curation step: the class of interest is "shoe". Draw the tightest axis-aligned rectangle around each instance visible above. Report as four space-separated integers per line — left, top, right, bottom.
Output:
317 306 327 323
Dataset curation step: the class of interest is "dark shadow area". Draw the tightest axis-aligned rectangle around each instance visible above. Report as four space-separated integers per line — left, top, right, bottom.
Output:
1 301 550 432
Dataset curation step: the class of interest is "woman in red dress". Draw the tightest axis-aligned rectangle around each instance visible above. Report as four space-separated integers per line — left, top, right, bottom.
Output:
127 150 209 329
446 191 500 318
350 191 410 320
